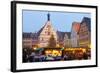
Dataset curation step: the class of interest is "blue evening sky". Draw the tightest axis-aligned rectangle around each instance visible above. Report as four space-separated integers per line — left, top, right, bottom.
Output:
23 10 91 32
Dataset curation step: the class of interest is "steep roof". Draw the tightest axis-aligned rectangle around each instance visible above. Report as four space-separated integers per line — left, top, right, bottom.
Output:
81 17 91 31
23 32 33 38
57 31 71 41
36 13 51 37
36 24 45 37
23 30 71 41
36 21 52 37
72 22 80 33
66 32 71 38
32 33 38 39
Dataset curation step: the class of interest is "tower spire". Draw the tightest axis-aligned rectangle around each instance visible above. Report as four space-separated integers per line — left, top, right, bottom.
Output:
47 13 50 21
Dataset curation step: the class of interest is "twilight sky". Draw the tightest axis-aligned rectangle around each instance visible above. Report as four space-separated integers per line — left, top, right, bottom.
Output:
22 10 91 32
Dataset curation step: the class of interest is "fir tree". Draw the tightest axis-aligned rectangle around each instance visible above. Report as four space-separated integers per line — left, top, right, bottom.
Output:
48 34 56 48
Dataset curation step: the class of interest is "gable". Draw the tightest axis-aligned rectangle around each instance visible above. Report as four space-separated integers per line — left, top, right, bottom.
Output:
39 21 57 41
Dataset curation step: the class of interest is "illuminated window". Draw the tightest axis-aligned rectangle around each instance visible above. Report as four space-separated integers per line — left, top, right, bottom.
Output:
40 38 44 41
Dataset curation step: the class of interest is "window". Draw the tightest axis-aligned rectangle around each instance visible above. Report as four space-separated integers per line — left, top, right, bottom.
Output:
40 37 44 41
42 38 44 41
48 32 50 35
45 31 47 34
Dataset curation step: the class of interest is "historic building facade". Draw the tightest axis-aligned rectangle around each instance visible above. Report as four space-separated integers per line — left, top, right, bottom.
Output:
38 14 57 47
23 13 91 49
64 32 71 48
23 33 33 48
71 22 80 47
23 13 71 48
78 17 91 48
56 31 71 48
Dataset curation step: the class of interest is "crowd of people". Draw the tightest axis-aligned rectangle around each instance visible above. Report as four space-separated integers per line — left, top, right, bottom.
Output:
23 48 91 63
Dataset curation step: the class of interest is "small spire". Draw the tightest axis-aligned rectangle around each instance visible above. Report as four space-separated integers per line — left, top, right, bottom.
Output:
47 13 50 21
